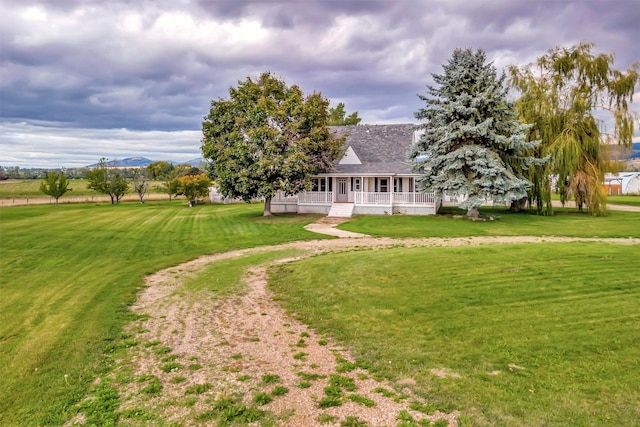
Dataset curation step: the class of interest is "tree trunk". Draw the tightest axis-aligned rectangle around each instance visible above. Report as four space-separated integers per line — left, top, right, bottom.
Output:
263 197 273 216
509 197 527 212
466 206 480 218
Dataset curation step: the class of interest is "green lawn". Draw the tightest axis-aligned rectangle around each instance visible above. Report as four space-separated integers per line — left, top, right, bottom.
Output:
608 194 640 207
339 207 640 238
270 243 640 426
2 201 639 425
0 201 326 425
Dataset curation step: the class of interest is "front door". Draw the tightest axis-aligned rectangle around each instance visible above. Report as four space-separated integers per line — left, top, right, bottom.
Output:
337 178 348 202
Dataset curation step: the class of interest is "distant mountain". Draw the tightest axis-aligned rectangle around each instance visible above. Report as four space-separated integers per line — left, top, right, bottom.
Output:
87 157 205 168
88 157 153 168
632 142 640 159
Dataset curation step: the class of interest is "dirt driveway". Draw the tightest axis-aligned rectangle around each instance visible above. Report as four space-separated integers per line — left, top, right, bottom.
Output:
99 219 638 427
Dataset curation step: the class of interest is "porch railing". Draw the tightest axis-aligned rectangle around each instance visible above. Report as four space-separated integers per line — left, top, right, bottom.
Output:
354 192 435 205
354 192 390 205
273 190 436 206
298 191 333 204
272 192 298 202
393 192 435 204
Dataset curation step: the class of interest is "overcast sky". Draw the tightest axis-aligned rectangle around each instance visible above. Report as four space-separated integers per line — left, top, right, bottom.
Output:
1 0 639 168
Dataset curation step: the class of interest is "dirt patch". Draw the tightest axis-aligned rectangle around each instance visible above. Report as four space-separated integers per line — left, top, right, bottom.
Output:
430 368 462 379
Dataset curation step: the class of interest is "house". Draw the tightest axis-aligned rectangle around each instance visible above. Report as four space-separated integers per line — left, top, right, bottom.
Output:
271 124 439 217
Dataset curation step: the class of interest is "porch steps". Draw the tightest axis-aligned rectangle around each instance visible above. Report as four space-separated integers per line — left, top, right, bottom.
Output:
328 203 355 218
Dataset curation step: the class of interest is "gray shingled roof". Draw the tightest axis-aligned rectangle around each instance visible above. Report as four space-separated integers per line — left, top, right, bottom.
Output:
326 124 416 175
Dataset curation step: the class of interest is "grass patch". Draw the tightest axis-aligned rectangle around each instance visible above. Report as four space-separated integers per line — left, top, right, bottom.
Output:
329 374 357 392
348 394 376 407
253 392 272 406
270 242 640 426
76 383 120 426
185 383 212 395
261 374 281 385
169 376 186 384
196 396 267 424
271 386 289 396
341 415 369 427
182 248 303 296
317 413 338 424
139 377 162 395
119 408 155 421
153 346 172 355
607 194 640 207
159 362 182 373
318 396 342 408
297 372 326 381
339 207 640 238
0 202 324 425
293 351 308 361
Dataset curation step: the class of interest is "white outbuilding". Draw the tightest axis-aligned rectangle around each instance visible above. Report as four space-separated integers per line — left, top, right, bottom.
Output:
604 172 640 195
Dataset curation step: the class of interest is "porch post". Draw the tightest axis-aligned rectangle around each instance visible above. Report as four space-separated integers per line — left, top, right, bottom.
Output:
390 175 393 205
412 177 416 204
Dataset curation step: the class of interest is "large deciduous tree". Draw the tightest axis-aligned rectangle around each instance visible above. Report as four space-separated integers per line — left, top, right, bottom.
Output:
411 48 540 218
40 170 70 205
328 102 362 126
86 158 129 204
509 43 639 215
201 71 345 216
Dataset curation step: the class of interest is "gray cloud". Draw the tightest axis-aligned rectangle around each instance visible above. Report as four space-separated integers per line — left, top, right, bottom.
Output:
1 0 638 167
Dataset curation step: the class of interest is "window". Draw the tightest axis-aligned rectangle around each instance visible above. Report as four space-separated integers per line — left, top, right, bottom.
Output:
379 178 389 193
394 178 403 192
311 178 326 192
353 178 361 191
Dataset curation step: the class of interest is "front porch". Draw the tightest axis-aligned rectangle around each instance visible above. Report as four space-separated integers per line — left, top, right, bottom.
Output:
271 176 439 216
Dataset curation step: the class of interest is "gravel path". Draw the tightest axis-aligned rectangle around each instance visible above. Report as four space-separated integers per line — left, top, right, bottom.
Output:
111 218 639 426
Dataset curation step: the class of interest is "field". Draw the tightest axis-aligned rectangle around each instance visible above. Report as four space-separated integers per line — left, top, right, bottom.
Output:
1 200 638 425
0 201 325 425
0 178 166 197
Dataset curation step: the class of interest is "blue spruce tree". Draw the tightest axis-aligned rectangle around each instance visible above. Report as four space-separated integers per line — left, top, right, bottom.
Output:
411 48 540 218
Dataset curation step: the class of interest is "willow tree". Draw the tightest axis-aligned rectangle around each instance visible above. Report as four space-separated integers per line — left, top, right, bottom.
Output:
201 72 345 216
509 43 639 215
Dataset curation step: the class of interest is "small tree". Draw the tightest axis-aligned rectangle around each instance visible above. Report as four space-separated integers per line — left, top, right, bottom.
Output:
411 48 541 218
174 173 211 207
328 102 362 126
86 158 129 204
40 170 71 205
202 71 345 216
132 169 149 203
